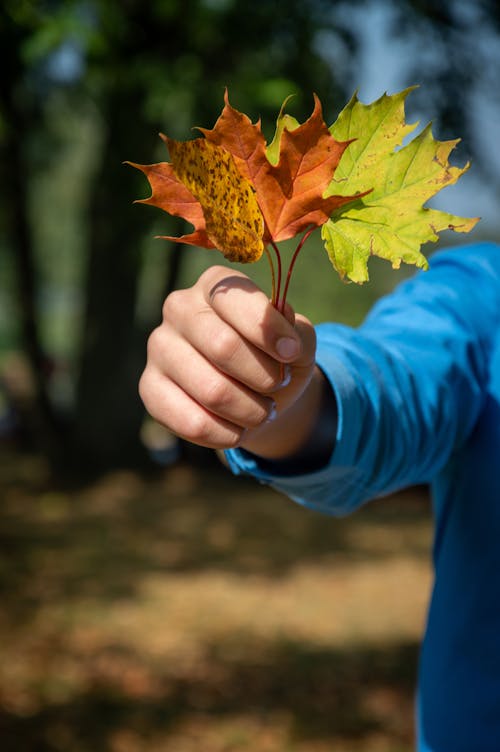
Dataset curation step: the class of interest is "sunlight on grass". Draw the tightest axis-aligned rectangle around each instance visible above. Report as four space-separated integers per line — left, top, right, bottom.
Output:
0 456 431 751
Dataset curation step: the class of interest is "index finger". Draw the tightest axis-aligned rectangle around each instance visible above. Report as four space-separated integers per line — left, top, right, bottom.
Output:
202 266 302 362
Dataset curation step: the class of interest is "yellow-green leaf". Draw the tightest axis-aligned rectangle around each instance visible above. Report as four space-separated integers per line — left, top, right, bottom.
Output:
322 89 479 283
265 95 300 166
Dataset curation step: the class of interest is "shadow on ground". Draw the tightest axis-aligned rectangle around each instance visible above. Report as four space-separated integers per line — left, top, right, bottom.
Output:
0 452 431 611
0 450 431 751
0 635 419 752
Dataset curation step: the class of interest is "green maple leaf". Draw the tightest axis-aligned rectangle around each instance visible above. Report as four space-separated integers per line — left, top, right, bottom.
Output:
322 88 479 283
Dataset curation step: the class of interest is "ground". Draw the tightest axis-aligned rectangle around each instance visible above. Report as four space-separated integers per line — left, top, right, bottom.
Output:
0 451 432 752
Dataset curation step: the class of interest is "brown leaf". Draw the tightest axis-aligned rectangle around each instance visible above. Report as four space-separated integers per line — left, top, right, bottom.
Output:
166 136 264 263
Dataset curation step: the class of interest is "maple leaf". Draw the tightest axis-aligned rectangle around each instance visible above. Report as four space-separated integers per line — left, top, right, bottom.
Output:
199 90 359 243
167 136 264 263
126 158 215 249
265 96 300 166
128 87 478 313
322 88 479 283
127 137 264 263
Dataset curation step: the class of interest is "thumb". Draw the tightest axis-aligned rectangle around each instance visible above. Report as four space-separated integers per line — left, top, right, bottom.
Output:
280 301 296 327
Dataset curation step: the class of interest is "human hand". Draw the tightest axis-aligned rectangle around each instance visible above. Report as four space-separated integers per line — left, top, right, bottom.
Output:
139 265 323 459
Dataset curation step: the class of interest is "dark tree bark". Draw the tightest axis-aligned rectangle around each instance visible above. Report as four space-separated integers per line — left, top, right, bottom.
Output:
71 89 159 471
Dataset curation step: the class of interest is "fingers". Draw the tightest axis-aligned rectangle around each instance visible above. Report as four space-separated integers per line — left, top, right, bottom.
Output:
139 265 318 451
199 267 304 364
163 289 285 393
145 325 276 428
139 368 245 449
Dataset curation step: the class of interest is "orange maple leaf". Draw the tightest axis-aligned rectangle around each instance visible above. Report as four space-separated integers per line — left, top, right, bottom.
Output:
128 91 362 257
126 158 214 249
199 90 360 242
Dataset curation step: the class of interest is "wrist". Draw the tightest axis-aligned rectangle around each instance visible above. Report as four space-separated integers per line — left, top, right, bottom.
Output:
239 366 337 468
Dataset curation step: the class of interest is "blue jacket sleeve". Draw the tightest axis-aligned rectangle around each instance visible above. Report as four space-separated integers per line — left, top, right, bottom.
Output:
225 242 500 515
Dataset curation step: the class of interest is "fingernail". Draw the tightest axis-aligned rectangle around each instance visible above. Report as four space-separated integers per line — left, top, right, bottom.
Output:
266 401 277 423
276 337 299 359
280 365 291 388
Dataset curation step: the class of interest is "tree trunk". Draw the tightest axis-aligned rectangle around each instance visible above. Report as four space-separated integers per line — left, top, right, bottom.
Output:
71 91 158 472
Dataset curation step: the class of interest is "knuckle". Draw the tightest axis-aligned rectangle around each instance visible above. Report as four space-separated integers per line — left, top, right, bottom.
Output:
145 326 164 362
209 326 241 365
162 289 186 322
138 370 162 423
200 375 232 411
199 264 228 285
137 370 150 405
182 409 213 444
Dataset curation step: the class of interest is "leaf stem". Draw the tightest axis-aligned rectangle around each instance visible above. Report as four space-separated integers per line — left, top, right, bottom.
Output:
279 226 316 313
269 239 282 308
263 245 276 305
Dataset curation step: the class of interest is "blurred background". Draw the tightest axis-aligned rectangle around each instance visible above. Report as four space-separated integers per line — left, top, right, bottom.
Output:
1 1 499 750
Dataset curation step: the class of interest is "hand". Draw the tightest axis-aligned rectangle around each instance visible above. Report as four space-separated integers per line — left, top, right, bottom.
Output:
139 265 325 459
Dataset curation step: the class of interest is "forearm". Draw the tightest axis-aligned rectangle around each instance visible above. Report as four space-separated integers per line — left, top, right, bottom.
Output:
227 244 500 514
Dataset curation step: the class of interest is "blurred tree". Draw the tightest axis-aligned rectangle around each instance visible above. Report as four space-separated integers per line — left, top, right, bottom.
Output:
0 0 349 473
0 1 63 463
341 0 500 176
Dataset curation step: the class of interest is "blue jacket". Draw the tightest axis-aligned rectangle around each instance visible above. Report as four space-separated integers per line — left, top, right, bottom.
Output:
226 242 500 751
